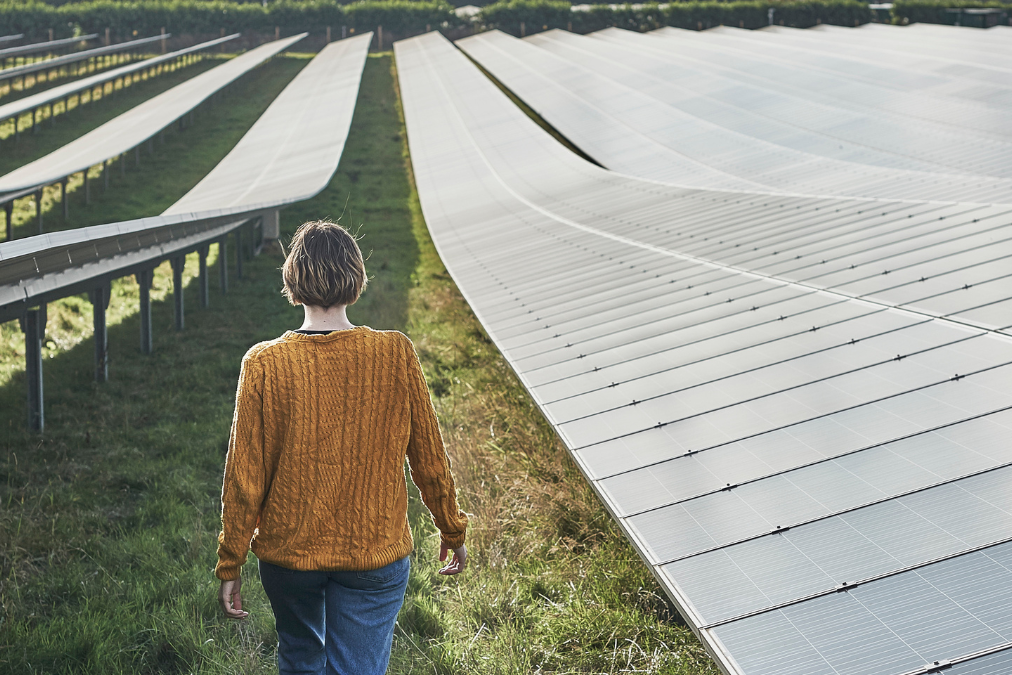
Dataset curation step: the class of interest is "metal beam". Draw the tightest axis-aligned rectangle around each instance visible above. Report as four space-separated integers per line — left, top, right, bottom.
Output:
22 305 45 431
218 237 228 293
198 245 209 308
235 228 243 280
89 284 109 381
137 269 152 354
171 255 184 331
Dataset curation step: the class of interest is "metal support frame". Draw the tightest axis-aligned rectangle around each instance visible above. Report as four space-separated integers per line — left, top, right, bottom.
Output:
4 201 12 242
198 246 210 308
84 169 90 205
89 284 110 382
137 269 153 354
120 153 125 177
218 237 228 293
60 177 68 221
171 255 185 331
235 228 244 279
34 189 42 233
22 305 46 432
261 208 280 241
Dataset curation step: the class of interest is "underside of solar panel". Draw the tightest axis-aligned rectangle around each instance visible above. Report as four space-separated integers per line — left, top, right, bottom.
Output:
396 24 1012 675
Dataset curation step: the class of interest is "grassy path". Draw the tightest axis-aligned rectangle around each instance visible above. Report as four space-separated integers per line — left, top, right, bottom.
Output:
0 53 719 674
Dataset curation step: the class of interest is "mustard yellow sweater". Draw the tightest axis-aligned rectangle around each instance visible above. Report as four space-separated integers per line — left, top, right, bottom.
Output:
215 326 468 581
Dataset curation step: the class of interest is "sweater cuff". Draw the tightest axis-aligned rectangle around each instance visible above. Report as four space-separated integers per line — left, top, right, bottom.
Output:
215 560 242 581
440 531 466 549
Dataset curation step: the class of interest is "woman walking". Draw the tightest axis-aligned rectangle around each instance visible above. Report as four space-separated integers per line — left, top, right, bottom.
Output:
215 220 468 675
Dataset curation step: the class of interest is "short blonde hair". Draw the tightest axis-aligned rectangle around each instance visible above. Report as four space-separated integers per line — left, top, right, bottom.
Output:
282 220 367 308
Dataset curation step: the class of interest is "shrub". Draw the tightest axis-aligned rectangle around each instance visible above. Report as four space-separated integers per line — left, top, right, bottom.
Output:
478 0 872 36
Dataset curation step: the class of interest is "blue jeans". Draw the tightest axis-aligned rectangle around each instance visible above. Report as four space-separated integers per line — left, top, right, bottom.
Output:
258 556 410 675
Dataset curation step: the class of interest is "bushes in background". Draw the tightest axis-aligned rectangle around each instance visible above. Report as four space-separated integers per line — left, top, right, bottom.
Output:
0 0 872 42
892 0 1011 24
478 0 871 35
0 0 462 40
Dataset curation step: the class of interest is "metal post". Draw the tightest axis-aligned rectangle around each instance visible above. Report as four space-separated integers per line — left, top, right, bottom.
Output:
90 285 109 382
262 209 280 241
137 270 153 354
327 26 331 43
342 25 347 39
23 305 45 432
218 237 228 293
171 256 185 330
104 159 110 191
198 246 209 308
235 229 244 279
161 27 166 54
147 137 154 155
134 145 140 167
60 178 68 221
84 169 90 205
32 107 38 134
35 189 42 233
4 201 12 241
378 26 383 50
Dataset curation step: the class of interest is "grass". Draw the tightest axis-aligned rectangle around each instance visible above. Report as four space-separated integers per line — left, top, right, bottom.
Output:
0 51 719 674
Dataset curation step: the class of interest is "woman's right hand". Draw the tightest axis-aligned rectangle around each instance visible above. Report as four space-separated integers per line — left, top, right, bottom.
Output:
438 543 467 575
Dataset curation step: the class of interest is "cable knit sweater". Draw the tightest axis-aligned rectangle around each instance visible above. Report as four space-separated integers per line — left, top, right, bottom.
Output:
215 326 468 581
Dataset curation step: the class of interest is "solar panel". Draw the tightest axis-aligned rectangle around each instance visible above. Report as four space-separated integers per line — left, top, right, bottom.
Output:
0 35 306 198
0 34 371 318
458 29 1012 201
0 34 239 133
395 29 1012 674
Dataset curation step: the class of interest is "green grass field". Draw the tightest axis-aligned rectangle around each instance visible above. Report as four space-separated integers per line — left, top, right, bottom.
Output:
0 51 719 674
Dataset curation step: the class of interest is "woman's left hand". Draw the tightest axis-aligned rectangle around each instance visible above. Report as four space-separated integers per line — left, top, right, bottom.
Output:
219 577 249 619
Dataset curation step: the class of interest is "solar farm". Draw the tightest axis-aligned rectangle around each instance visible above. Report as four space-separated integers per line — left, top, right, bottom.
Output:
2 20 1012 675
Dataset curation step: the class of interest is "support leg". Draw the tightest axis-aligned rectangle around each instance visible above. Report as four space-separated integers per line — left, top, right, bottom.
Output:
171 256 185 331
90 285 109 382
3 201 11 241
35 189 42 233
198 246 209 308
262 209 280 241
84 169 90 205
218 238 228 293
60 178 68 221
104 159 110 191
23 306 45 432
235 229 243 280
137 270 153 354
134 145 140 167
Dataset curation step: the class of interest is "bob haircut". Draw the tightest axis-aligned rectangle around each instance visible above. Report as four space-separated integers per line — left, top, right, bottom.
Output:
282 220 367 308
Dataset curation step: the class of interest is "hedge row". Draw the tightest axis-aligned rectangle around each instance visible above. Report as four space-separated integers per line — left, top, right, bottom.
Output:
0 0 871 41
479 0 871 33
0 1 462 39
892 0 1010 24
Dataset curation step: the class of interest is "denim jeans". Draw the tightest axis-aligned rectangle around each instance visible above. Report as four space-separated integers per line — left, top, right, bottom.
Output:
258 556 410 675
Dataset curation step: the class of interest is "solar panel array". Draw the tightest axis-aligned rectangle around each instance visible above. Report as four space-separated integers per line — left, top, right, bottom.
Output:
457 26 1012 203
0 34 372 318
166 33 371 215
395 27 1012 675
0 34 305 198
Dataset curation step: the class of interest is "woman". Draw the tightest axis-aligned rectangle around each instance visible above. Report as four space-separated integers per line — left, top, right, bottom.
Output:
215 219 468 675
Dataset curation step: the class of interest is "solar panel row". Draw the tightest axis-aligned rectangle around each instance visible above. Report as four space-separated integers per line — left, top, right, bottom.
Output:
0 34 306 198
395 27 1012 674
